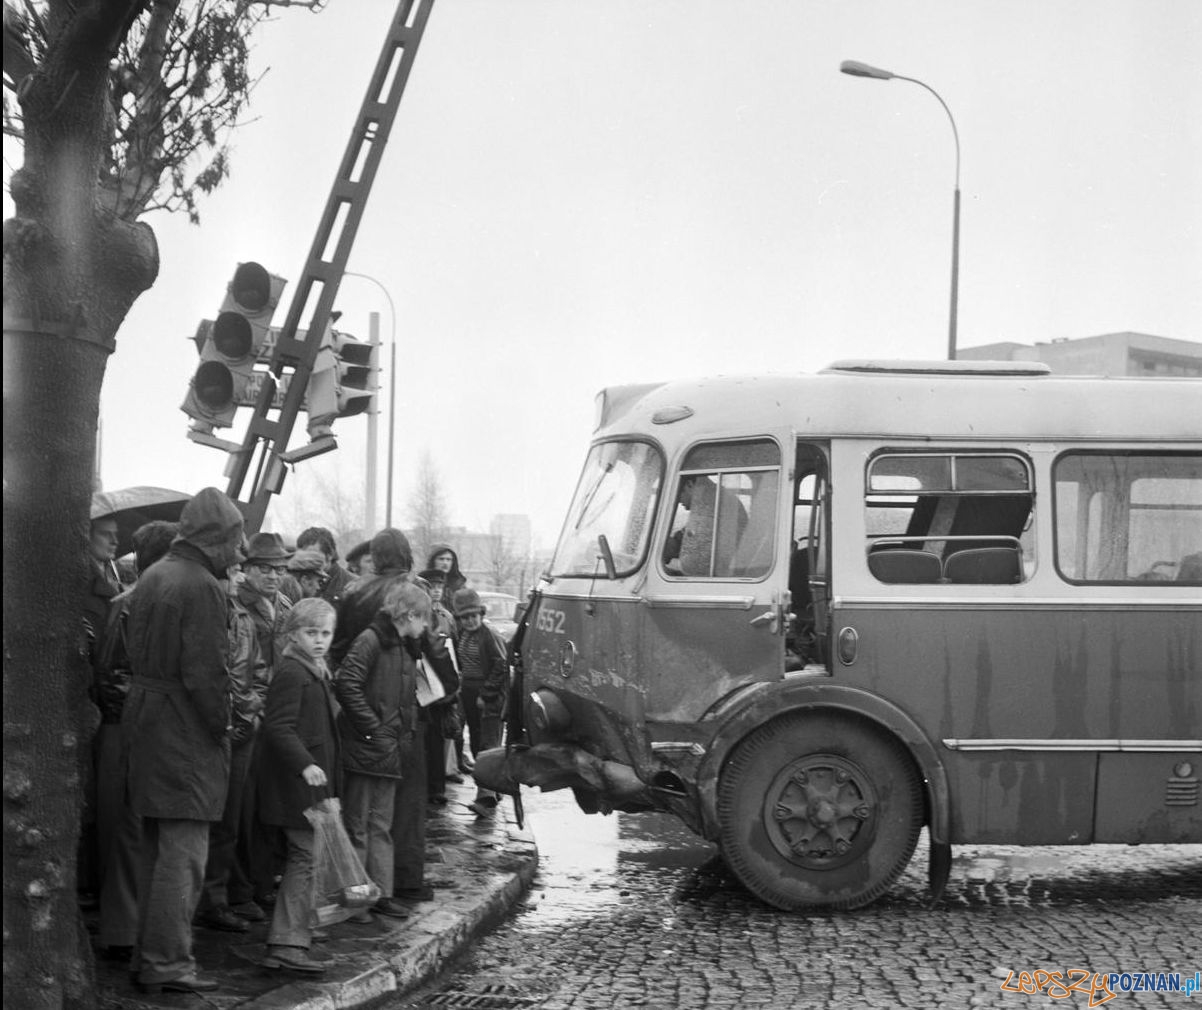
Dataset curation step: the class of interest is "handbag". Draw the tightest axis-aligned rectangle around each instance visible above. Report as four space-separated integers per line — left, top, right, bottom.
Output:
439 698 465 740
304 796 380 926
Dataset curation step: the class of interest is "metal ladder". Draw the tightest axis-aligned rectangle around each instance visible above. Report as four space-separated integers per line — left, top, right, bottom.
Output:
225 0 436 533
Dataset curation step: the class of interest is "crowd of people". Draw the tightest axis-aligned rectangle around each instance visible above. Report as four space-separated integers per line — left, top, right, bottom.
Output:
81 487 513 995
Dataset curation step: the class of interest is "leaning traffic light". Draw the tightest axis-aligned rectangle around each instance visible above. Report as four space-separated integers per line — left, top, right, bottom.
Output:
182 262 286 433
305 327 378 441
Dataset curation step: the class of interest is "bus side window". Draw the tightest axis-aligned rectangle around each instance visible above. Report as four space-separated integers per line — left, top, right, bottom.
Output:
865 452 1034 585
1054 451 1202 584
663 439 781 579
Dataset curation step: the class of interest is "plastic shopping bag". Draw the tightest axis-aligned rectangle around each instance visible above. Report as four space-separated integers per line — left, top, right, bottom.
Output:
303 796 380 926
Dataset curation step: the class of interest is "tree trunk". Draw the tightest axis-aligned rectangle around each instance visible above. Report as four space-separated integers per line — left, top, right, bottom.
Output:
3 5 159 1004
3 324 109 1009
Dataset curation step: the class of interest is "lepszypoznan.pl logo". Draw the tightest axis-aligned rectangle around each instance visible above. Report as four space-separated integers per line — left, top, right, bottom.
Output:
1000 970 1202 1006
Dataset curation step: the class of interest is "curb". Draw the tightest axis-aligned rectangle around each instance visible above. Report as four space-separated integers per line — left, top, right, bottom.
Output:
246 822 537 1009
93 780 538 1010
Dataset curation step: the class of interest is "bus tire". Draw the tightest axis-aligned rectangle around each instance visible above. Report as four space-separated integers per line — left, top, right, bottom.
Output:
716 711 923 910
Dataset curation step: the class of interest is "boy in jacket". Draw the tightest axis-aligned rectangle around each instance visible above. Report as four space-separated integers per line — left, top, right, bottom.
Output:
450 588 510 818
257 598 341 975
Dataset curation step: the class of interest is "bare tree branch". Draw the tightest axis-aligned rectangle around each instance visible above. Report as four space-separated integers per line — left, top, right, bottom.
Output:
2 2 39 88
406 452 452 563
3 1 275 223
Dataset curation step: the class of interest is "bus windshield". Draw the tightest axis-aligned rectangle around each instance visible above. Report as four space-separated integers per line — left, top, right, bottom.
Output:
550 440 663 578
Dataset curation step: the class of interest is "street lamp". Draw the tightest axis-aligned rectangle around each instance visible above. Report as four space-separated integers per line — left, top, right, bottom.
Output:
343 271 398 527
840 59 961 360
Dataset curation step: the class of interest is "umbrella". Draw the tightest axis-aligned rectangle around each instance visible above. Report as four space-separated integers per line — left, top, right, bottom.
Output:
90 486 192 559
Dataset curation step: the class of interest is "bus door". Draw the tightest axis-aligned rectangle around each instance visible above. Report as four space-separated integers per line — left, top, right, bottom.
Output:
639 437 790 728
790 442 831 671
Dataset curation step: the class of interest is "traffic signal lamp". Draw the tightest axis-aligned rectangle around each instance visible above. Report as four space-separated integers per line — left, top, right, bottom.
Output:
183 262 286 433
305 328 378 441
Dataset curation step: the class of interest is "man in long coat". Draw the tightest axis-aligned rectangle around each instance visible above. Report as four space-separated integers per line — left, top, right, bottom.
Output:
122 487 244 994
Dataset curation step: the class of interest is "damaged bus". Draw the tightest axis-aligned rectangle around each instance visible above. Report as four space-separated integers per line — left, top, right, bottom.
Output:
475 360 1202 910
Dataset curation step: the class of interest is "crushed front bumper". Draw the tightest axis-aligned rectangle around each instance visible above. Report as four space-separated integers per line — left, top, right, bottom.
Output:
472 743 652 809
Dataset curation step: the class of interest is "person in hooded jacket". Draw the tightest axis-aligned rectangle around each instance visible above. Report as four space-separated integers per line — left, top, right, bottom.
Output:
122 487 244 995
94 520 178 962
196 557 268 935
424 543 466 597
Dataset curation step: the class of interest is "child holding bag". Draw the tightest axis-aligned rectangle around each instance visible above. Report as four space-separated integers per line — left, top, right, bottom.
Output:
256 598 340 975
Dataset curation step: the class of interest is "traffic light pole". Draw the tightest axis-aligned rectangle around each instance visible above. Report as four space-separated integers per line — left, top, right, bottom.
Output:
365 311 380 535
225 0 435 533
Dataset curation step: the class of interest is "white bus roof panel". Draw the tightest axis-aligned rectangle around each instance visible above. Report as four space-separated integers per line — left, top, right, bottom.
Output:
595 368 1201 443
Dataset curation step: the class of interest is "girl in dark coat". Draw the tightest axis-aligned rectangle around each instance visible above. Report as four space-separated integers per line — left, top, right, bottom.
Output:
258 598 340 975
334 582 432 920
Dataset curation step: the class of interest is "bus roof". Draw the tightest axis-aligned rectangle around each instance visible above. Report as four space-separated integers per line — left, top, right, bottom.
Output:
594 362 1202 444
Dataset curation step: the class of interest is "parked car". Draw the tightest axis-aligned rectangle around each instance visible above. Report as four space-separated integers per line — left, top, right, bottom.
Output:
477 591 521 641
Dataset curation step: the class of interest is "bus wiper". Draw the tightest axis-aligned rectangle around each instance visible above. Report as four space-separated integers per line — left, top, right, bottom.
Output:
574 461 614 530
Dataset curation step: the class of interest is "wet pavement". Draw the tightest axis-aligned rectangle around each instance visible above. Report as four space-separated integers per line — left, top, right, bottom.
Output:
86 780 1202 1010
91 777 537 1010
386 791 1202 1010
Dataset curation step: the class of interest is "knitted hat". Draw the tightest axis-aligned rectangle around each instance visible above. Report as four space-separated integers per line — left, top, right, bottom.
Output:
417 568 447 584
451 587 485 617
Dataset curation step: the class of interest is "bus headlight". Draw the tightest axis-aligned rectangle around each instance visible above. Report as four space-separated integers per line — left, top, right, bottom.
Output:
528 689 572 735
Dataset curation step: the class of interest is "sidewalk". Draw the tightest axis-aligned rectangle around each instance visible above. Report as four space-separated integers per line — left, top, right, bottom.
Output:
94 777 538 1009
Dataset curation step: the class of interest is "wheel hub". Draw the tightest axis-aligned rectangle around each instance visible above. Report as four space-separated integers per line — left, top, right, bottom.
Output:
764 753 877 869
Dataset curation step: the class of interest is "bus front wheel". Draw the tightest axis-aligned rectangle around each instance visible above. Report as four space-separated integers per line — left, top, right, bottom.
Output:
716 712 923 910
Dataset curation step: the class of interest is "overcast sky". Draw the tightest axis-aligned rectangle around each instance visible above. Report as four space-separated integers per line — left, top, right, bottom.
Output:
12 1 1201 547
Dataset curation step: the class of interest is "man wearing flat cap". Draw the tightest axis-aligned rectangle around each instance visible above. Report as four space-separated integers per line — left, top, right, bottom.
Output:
123 487 244 994
296 525 355 607
287 549 328 600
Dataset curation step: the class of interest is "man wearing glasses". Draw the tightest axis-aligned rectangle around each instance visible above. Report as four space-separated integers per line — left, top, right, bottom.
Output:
229 531 294 920
238 532 294 671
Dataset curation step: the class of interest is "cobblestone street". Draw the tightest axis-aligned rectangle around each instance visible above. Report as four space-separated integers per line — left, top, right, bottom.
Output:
387 790 1202 1010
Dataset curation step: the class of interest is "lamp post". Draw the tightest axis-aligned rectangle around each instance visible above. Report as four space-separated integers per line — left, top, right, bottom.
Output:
840 59 961 360
343 271 398 527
